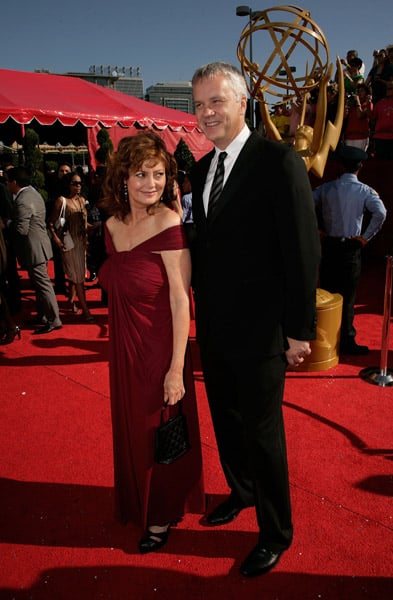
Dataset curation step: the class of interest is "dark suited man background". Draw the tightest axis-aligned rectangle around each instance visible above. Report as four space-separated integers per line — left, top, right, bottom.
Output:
0 164 22 314
6 167 62 334
190 62 320 577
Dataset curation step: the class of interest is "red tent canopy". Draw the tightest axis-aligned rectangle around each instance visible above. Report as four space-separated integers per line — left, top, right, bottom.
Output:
0 68 212 163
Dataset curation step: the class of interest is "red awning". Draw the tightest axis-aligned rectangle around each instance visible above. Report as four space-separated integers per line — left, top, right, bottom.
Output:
0 68 200 131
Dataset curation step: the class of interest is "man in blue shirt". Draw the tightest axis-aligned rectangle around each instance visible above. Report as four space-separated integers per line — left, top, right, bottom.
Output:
313 146 386 355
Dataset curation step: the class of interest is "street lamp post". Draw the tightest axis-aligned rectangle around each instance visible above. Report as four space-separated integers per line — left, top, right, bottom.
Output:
236 5 256 129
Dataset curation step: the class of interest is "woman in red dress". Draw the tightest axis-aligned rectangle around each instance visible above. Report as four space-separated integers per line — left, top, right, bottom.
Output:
99 133 204 553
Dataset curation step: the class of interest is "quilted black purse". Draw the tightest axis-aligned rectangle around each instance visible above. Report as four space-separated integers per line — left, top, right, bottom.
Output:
154 401 190 464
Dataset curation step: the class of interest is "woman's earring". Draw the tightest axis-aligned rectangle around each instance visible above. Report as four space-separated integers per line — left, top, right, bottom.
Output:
123 181 129 204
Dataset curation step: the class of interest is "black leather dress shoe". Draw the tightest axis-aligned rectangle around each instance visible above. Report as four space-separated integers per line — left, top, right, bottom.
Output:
240 545 283 577
206 498 243 526
33 324 62 335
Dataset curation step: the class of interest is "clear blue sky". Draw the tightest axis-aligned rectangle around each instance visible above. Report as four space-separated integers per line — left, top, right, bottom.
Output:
2 0 392 91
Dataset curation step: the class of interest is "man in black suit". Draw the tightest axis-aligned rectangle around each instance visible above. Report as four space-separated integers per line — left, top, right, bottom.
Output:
190 63 320 577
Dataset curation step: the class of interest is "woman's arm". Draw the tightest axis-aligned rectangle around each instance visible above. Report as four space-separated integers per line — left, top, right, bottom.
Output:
354 98 373 119
160 247 191 405
48 197 66 250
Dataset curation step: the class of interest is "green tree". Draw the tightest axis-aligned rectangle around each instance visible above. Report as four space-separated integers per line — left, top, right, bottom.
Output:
95 127 113 165
174 138 195 173
22 128 47 200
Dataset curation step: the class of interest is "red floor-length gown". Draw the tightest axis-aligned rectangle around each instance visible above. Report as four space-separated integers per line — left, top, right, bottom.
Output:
99 223 204 529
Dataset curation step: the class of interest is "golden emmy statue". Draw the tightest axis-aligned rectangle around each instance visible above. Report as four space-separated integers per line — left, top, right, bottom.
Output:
237 5 344 178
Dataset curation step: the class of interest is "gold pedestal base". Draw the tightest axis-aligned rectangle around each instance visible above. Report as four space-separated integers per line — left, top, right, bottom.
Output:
291 289 343 372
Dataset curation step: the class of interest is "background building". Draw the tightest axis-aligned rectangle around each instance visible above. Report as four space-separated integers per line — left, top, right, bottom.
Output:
145 82 194 114
62 65 144 99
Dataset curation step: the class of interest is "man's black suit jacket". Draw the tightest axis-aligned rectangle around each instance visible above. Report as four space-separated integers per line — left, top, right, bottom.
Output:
190 131 321 358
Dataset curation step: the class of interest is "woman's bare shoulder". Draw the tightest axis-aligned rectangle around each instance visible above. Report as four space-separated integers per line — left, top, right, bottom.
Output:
106 215 118 233
155 205 181 229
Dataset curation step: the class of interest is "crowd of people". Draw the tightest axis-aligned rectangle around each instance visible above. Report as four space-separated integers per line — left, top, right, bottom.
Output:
270 45 393 159
0 49 389 580
0 161 107 341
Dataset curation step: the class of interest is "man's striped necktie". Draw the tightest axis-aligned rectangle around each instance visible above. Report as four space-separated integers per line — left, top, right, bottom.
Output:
208 151 227 217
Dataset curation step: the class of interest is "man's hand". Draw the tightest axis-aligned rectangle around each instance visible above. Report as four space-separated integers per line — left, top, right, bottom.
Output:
285 337 312 367
351 235 367 247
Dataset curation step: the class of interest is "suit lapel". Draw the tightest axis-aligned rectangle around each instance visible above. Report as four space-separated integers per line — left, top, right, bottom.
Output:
208 131 263 224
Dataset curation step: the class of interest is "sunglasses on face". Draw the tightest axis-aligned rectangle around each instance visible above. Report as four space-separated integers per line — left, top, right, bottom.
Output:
70 181 82 185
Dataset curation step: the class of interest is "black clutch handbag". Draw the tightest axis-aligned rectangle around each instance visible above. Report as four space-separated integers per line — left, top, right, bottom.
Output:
154 401 190 464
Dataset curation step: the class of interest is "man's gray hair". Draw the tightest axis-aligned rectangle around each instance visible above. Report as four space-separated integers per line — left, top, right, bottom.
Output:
192 62 248 101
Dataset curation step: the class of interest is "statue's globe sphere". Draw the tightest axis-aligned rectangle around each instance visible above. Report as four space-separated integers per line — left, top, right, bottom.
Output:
237 6 330 101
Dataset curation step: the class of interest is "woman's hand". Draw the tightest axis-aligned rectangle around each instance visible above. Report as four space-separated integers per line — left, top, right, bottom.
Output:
163 368 185 405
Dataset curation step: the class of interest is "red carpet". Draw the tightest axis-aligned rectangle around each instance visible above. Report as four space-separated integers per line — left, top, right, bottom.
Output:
1 258 392 599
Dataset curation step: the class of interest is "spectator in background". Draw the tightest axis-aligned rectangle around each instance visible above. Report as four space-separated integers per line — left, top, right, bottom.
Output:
313 146 386 355
46 162 72 296
46 162 72 205
48 173 96 322
6 167 62 334
0 163 21 314
178 171 192 216
326 83 339 124
365 49 393 104
287 92 315 143
343 83 373 151
270 103 290 139
372 80 393 159
344 57 364 95
341 50 365 77
86 166 106 283
0 216 20 344
387 45 393 68
88 166 108 306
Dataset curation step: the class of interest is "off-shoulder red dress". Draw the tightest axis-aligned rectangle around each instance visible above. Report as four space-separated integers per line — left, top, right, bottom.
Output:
99 224 204 528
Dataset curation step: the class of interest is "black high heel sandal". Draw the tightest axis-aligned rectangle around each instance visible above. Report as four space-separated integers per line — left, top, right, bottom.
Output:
0 326 21 345
138 525 170 554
